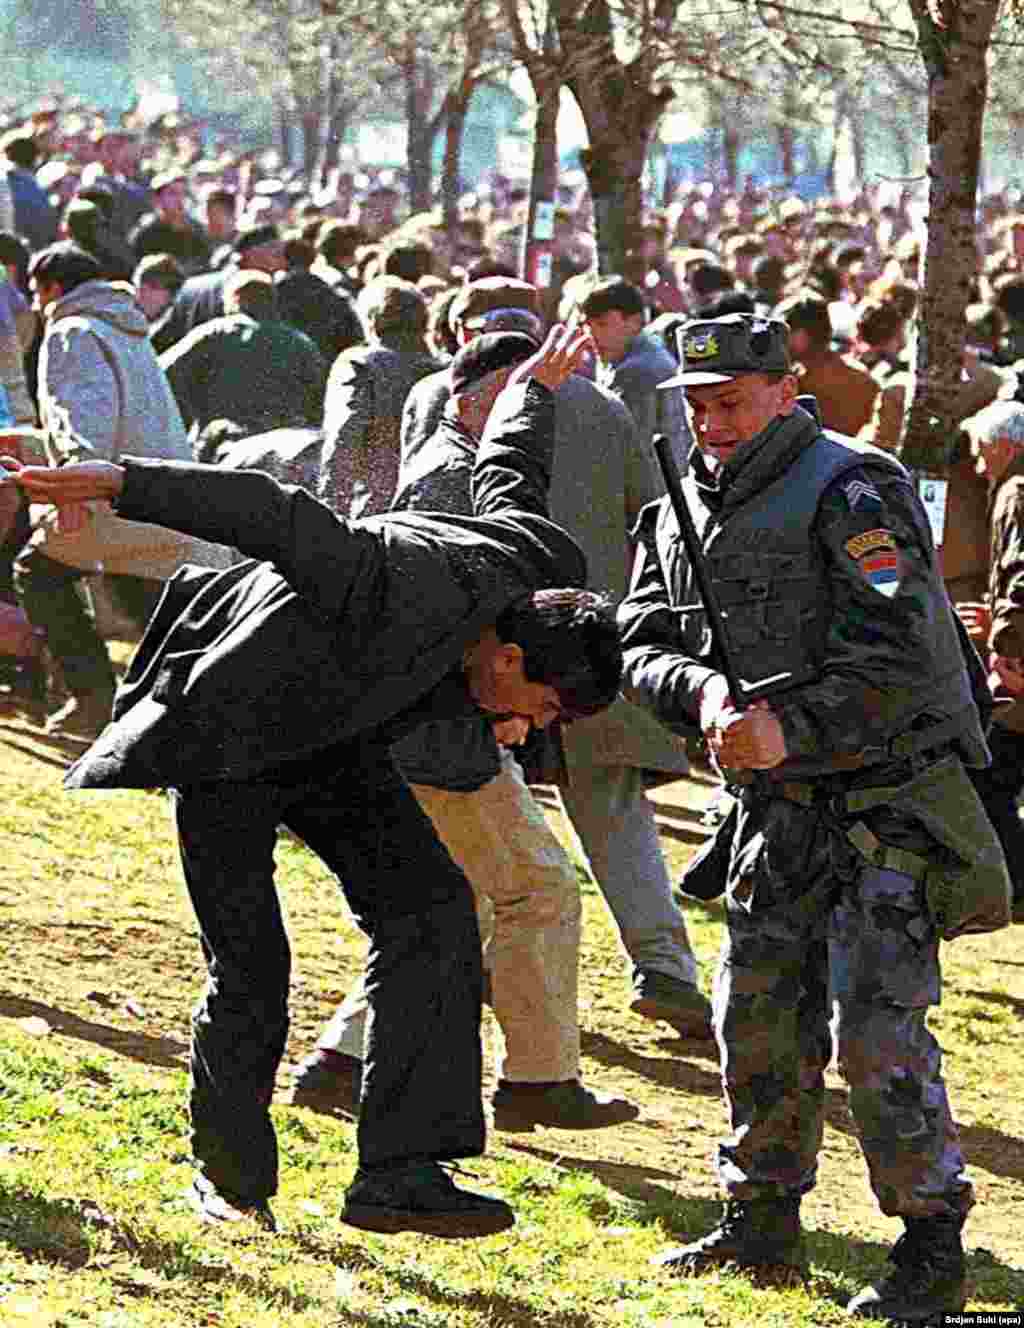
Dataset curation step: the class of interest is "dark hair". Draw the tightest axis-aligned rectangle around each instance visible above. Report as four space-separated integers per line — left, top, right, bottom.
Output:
834 242 866 271
63 198 104 253
463 257 517 283
358 274 427 349
775 289 832 348
317 221 367 267
224 269 277 319
428 285 460 357
579 276 646 321
449 331 536 395
647 310 687 359
1 130 37 170
0 230 30 287
494 589 622 721
28 241 102 293
233 223 280 255
77 183 115 221
994 272 1024 322
133 251 185 295
697 289 756 319
283 230 315 269
752 254 786 292
688 262 734 300
856 299 905 348
203 187 236 214
384 240 434 285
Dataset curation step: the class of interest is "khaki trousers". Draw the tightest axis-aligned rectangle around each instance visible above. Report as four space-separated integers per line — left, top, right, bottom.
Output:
319 748 582 1082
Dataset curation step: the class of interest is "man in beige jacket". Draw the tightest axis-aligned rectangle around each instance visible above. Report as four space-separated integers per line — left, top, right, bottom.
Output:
13 241 229 740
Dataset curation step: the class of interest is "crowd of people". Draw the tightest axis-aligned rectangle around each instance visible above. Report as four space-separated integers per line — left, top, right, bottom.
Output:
0 93 1023 1324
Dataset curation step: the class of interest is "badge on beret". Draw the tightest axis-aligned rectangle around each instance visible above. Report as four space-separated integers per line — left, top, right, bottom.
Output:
844 528 901 597
685 332 719 360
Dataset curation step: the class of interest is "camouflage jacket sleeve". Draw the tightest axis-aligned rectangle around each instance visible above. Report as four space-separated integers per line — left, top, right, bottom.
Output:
988 471 1024 658
775 463 955 761
617 500 718 738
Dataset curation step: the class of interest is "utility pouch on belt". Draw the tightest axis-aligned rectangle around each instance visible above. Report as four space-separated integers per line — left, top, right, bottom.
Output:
677 793 738 901
843 754 1011 941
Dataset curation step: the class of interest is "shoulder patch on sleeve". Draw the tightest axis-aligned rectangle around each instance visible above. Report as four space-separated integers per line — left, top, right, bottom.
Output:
844 528 896 560
844 527 903 597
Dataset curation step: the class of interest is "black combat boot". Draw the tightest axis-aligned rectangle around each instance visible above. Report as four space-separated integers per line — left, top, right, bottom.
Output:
846 1213 967 1321
650 1196 805 1272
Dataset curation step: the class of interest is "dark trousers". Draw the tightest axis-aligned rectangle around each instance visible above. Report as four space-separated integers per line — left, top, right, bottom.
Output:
969 721 1024 906
13 548 115 698
171 732 485 1203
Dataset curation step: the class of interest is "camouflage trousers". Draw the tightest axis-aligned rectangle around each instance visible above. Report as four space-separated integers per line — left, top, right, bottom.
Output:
714 842 974 1220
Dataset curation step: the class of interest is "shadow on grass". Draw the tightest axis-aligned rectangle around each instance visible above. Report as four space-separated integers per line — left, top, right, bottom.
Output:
308 1236 600 1328
503 1139 682 1209
485 1147 1024 1316
958 985 1024 1017
582 1029 853 1129
0 993 187 1070
583 1027 1024 1183
3 1174 1021 1325
0 1179 604 1328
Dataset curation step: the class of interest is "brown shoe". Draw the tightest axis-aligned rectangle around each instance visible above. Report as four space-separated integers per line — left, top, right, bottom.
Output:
44 689 113 741
492 1079 640 1131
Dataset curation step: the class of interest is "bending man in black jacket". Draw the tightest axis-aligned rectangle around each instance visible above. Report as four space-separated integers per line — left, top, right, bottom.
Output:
5 323 618 1239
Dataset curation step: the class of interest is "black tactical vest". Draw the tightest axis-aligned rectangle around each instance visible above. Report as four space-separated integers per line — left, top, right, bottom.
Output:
649 430 985 777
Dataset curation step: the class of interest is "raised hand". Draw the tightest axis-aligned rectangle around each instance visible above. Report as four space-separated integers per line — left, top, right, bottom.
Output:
506 319 595 393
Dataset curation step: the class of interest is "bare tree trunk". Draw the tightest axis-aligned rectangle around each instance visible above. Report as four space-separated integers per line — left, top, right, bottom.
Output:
404 48 437 214
722 124 740 192
901 0 1000 472
555 0 671 276
521 64 560 299
299 102 320 180
778 121 796 185
440 87 471 234
275 97 292 169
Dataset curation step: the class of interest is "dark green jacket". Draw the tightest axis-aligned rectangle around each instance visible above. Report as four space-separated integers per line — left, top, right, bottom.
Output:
160 314 327 437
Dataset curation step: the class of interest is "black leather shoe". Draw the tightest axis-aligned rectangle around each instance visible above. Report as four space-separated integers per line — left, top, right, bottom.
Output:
630 969 713 1039
188 1175 277 1231
341 1160 515 1238
492 1078 640 1131
290 1049 362 1115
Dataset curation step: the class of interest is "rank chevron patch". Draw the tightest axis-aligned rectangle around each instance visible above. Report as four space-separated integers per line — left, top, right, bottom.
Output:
843 478 882 511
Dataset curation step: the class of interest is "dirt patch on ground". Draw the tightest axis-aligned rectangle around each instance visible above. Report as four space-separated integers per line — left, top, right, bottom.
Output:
2 715 1023 1284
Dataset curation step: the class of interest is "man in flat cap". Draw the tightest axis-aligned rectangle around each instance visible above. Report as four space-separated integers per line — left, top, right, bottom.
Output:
620 312 1010 1321
369 278 712 1041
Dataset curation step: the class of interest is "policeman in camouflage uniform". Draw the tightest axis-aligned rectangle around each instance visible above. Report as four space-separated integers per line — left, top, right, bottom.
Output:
618 314 1012 1322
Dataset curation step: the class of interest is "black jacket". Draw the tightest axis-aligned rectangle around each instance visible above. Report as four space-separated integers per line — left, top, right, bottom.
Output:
65 381 585 789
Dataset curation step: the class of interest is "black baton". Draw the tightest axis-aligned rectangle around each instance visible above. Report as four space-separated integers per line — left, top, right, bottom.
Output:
652 433 747 708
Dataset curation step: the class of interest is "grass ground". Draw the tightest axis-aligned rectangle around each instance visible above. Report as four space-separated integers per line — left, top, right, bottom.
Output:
1 717 1022 1326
